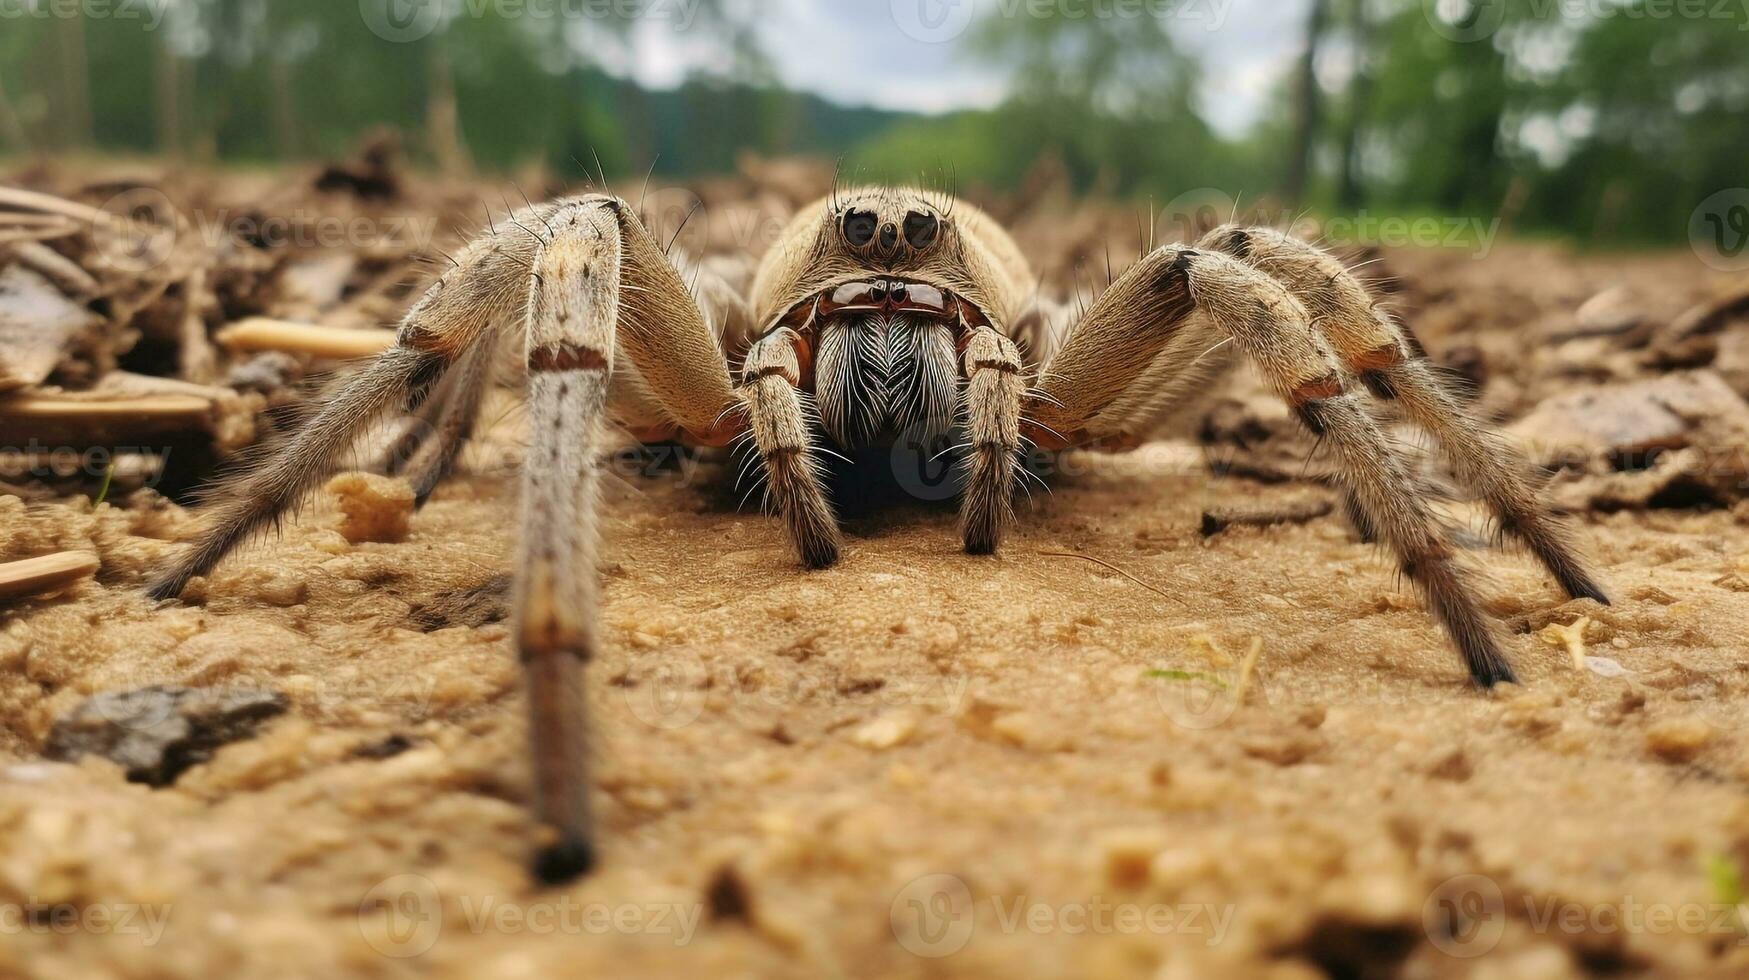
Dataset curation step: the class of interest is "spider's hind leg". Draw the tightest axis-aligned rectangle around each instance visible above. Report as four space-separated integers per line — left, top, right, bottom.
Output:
377 331 497 507
1199 225 1608 605
1029 245 1518 687
143 228 527 601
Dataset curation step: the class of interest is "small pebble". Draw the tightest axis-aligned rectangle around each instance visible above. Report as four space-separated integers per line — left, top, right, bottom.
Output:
850 712 916 750
324 472 414 544
1645 716 1713 763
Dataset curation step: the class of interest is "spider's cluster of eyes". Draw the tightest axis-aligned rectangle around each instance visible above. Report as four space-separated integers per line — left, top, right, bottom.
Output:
839 209 942 252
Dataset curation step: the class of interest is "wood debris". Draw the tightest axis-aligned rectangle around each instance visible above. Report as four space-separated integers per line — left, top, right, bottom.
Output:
0 550 99 599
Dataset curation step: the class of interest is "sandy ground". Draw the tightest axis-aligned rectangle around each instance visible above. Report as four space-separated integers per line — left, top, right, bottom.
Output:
2 166 1749 979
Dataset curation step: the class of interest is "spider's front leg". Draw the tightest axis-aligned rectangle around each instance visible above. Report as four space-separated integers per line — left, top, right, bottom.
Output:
1027 246 1519 687
513 197 745 883
959 325 1025 554
738 328 842 568
149 193 747 884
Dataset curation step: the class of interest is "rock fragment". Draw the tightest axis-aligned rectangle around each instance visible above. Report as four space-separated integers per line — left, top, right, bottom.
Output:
44 684 289 786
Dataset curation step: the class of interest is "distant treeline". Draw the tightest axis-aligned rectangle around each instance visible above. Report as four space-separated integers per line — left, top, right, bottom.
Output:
1 0 1743 246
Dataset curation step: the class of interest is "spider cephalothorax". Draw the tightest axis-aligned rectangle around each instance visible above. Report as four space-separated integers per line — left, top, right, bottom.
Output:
756 190 994 450
146 183 1609 885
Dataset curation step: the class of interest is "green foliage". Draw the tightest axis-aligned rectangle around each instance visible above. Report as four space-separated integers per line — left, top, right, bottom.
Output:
1 0 1740 246
1145 670 1229 688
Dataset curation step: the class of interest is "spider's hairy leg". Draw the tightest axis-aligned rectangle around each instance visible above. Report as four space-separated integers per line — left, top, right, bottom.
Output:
143 232 525 600
1027 248 1199 443
384 331 496 507
518 195 746 883
144 349 443 602
959 326 1024 554
515 200 620 886
1184 249 1516 686
739 328 841 568
1199 225 1608 605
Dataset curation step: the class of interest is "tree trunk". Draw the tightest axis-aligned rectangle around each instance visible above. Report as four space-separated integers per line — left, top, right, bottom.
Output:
426 44 472 176
269 58 300 159
1284 0 1332 208
1337 0 1373 209
0 76 28 152
55 15 93 149
154 42 182 158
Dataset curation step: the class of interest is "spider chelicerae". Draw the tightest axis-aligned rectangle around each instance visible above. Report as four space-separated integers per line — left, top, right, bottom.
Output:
147 184 1608 883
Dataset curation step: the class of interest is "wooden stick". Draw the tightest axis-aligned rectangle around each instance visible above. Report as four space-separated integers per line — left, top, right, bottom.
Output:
216 317 396 360
0 551 99 600
0 226 80 246
0 186 111 226
0 213 80 228
0 393 215 423
1200 498 1334 536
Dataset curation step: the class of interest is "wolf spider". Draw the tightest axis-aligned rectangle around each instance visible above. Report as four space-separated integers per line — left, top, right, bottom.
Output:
147 186 1607 883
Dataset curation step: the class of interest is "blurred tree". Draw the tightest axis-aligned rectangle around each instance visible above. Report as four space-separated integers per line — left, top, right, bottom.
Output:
1284 0 1332 207
1335 0 1375 209
4 0 1744 248
960 0 1250 196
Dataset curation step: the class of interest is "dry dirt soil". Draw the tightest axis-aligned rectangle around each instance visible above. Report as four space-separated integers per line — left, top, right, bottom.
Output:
2 159 1748 979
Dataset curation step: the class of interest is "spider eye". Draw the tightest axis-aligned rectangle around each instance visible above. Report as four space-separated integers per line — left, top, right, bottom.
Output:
842 210 878 247
903 211 940 249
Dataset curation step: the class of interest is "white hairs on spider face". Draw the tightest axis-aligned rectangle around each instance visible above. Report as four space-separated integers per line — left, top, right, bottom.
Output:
814 313 959 450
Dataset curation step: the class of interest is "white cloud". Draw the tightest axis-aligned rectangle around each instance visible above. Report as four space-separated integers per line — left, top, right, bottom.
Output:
602 0 1310 130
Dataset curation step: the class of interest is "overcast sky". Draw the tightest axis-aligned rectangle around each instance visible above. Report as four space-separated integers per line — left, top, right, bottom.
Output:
609 0 1315 137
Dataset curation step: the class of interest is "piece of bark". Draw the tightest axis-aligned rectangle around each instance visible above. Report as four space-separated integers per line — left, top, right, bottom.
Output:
178 265 218 384
0 372 257 450
0 263 105 391
1508 370 1749 464
1667 285 1749 341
